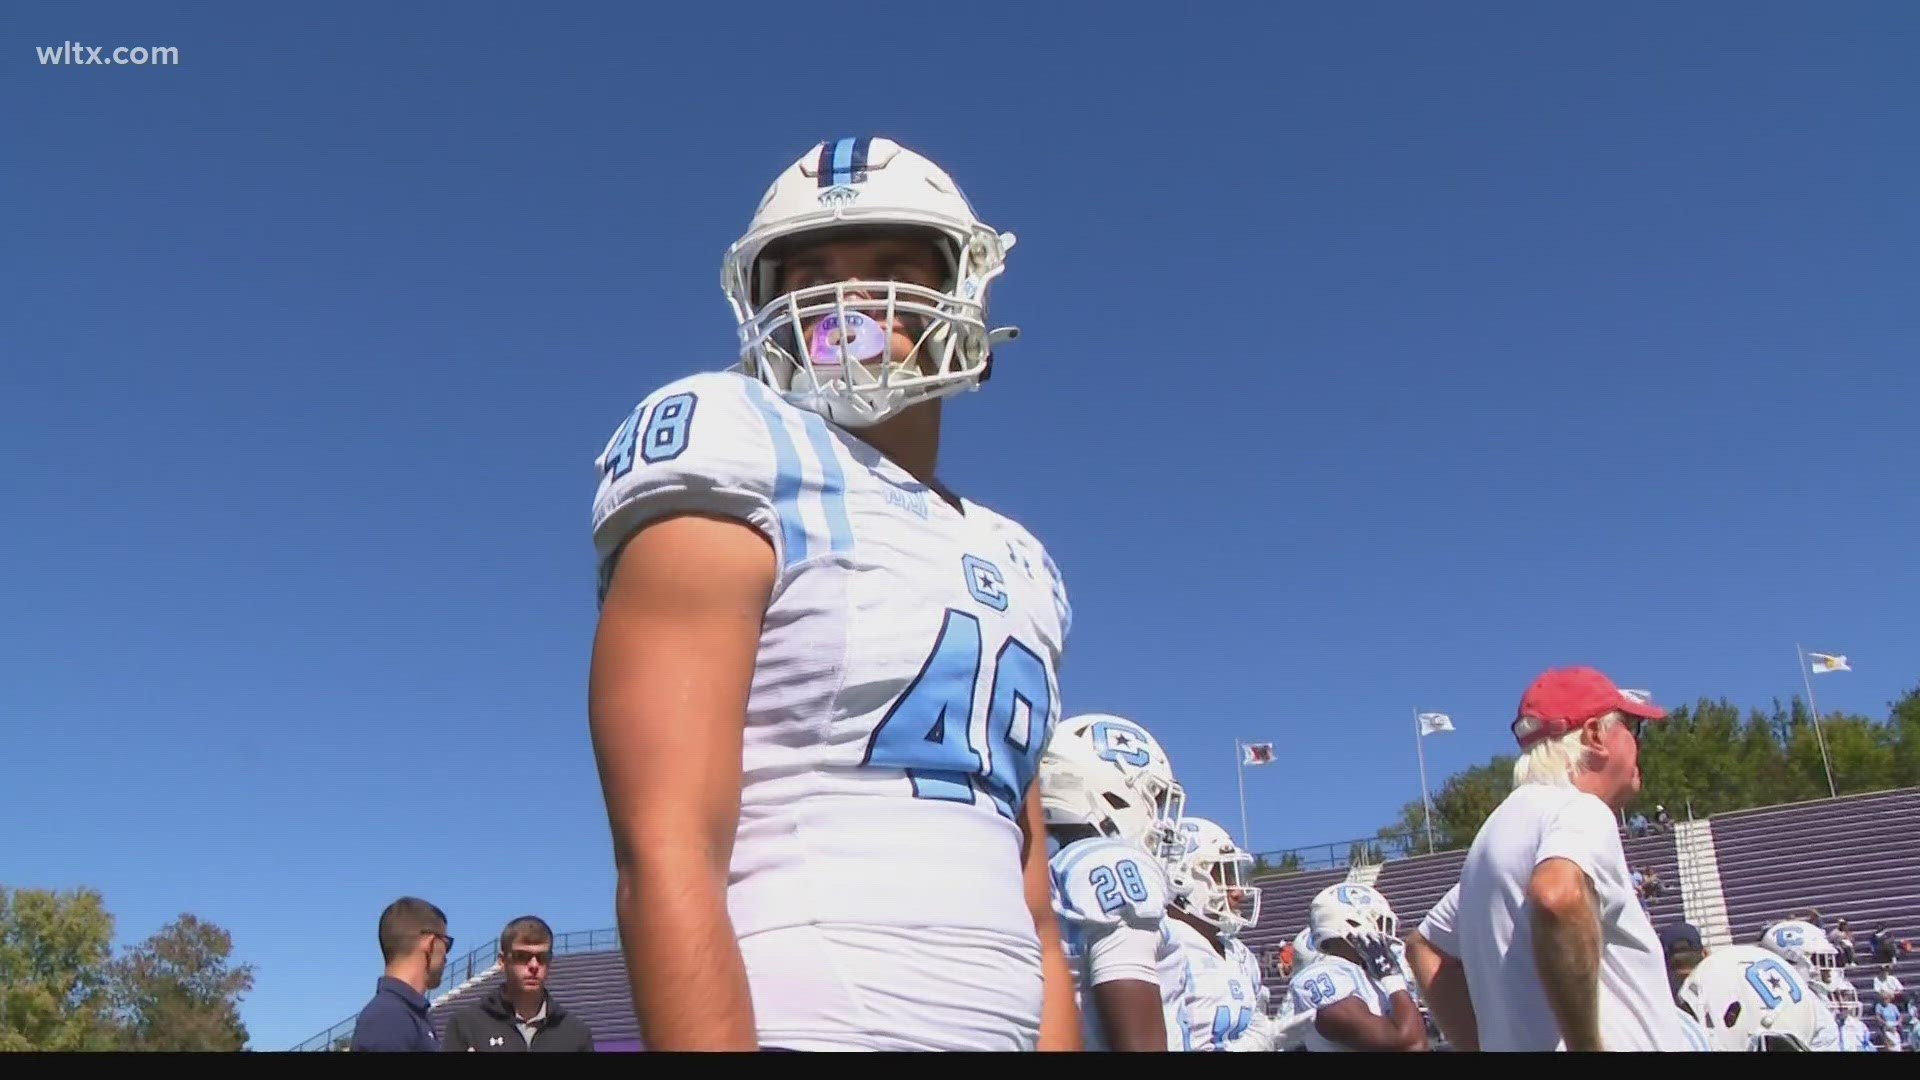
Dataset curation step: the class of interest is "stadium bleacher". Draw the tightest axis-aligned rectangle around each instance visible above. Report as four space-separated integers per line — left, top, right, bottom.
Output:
1709 786 1920 1046
293 785 1920 1050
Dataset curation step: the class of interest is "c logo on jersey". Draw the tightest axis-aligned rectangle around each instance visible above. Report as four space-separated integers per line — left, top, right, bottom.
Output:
962 554 1009 612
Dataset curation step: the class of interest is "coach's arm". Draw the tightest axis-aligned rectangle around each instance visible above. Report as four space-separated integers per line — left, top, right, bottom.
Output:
1530 857 1605 1051
1023 786 1082 1051
1404 929 1477 1051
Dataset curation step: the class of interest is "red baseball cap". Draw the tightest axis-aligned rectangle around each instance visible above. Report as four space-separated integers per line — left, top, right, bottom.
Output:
1511 666 1668 749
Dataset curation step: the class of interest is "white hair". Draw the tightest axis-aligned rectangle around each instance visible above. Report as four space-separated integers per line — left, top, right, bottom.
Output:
1512 711 1626 788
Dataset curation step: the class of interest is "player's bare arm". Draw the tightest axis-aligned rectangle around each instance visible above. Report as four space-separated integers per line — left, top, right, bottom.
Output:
1529 856 1604 1051
1403 930 1478 1051
1022 786 1083 1051
589 512 774 1051
1092 979 1167 1051
1313 988 1429 1051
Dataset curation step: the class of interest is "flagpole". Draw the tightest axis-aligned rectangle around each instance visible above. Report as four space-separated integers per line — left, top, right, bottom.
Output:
1235 741 1252 855
1796 643 1839 799
1415 710 1435 855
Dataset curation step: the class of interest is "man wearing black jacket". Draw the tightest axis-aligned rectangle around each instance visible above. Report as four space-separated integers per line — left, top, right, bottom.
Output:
444 916 595 1052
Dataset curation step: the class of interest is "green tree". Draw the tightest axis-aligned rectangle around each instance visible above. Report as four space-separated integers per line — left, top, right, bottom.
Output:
1377 756 1516 855
1374 682 1920 850
0 886 120 1052
109 913 255 1051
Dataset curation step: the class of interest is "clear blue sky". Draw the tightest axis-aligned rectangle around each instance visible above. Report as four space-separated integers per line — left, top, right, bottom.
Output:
5 0 1914 1052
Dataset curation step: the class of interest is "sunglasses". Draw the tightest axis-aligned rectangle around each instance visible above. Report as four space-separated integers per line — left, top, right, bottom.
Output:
507 948 551 966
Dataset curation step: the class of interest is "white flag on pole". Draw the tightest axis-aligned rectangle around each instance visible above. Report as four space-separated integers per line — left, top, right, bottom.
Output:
1807 652 1851 674
1418 712 1454 736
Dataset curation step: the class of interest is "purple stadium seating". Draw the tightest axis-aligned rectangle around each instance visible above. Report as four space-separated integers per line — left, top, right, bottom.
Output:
1372 847 1467 932
1238 866 1352 964
1708 786 1920 1045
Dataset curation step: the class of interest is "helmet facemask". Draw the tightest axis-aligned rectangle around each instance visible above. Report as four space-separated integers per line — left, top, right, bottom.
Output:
729 223 1013 429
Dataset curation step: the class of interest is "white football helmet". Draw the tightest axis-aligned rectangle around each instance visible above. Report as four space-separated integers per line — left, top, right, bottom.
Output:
1757 920 1843 1002
720 136 1020 429
1291 926 1319 970
1040 714 1185 862
1678 944 1824 1051
1306 882 1401 951
1168 817 1260 935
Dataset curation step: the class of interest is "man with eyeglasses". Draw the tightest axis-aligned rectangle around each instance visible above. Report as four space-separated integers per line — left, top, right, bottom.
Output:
351 896 454 1051
443 916 595 1052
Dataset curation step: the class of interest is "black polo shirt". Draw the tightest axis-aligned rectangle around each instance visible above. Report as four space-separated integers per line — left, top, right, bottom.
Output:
350 976 439 1052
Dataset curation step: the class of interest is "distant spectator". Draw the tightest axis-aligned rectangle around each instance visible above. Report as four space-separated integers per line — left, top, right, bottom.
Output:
1870 924 1897 965
1877 997 1901 1031
1874 964 1905 1004
351 897 452 1052
1834 919 1857 966
1631 866 1646 899
443 916 594 1052
1642 867 1664 899
1628 811 1648 837
1658 922 1706 999
1653 805 1672 831
1906 1018 1920 1053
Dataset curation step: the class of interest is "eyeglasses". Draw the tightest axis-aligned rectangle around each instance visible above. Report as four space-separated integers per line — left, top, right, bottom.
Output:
423 931 454 952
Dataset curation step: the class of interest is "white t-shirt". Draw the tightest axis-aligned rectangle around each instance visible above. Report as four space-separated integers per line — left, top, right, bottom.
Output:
1429 782 1688 1052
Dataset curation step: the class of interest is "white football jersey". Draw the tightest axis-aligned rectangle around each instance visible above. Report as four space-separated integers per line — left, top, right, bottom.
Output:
1051 836 1181 1050
1164 918 1262 1051
590 371 1072 1052
1288 954 1391 1053
1223 936 1271 1014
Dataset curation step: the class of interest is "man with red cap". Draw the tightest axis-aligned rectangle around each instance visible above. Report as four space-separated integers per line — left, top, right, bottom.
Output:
1410 666 1687 1052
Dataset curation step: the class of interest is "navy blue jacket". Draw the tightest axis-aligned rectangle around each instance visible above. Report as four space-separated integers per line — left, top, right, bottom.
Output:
350 976 440 1052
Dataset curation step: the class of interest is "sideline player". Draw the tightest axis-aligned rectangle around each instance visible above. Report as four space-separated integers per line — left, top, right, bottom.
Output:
587 137 1076 1051
1164 818 1271 1051
1288 883 1428 1052
1756 919 1845 1050
1677 944 1826 1051
1040 714 1189 1050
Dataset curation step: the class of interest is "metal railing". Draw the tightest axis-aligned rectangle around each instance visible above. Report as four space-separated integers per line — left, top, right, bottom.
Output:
290 927 625 1050
1248 831 1427 880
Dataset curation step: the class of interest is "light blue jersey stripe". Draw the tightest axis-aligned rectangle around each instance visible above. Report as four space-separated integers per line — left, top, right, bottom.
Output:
744 387 809 570
796 412 854 557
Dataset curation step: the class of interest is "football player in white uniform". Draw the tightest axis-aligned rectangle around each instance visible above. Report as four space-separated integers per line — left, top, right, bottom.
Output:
1287 883 1429 1052
1040 713 1188 1051
1755 919 1844 1051
1163 818 1272 1051
1677 944 1826 1051
587 137 1077 1052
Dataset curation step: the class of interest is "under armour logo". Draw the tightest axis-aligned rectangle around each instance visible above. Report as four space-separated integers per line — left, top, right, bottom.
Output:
489 1036 504 1046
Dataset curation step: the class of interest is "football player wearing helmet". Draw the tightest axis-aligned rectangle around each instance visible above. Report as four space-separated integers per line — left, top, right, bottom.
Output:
1756 919 1844 1050
1162 818 1272 1051
1677 944 1828 1051
1287 883 1429 1052
588 137 1074 1052
1040 714 1188 1051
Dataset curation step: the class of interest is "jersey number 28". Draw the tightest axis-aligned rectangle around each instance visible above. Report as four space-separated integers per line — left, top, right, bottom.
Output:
862 607 1054 822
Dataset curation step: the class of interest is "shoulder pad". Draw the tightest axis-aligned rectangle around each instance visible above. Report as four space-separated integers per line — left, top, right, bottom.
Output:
590 372 853 591
1289 956 1364 1011
1051 837 1168 929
